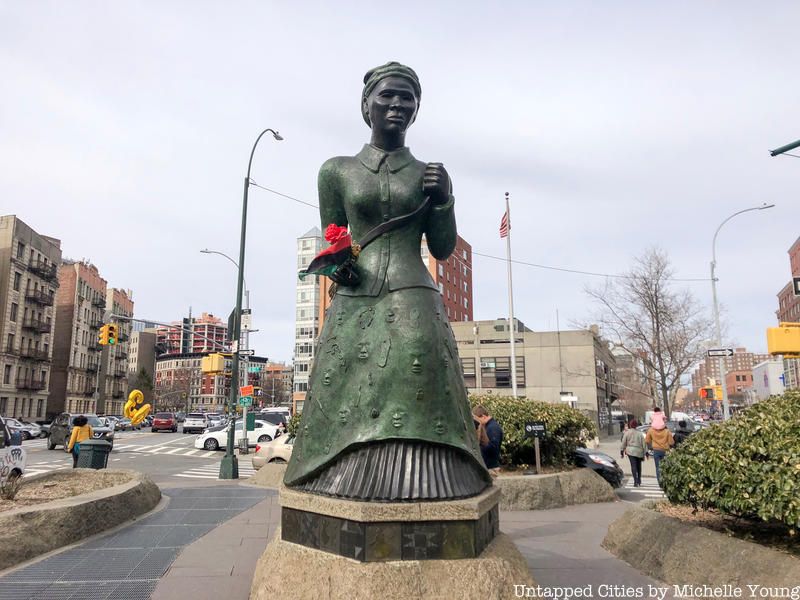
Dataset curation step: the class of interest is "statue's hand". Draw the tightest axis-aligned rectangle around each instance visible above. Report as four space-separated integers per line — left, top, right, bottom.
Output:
330 259 360 287
423 163 450 205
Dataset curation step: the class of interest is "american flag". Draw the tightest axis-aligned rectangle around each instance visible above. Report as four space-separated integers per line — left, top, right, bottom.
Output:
499 210 510 238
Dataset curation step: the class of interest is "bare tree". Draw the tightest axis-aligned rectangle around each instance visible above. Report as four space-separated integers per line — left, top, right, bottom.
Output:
586 248 713 418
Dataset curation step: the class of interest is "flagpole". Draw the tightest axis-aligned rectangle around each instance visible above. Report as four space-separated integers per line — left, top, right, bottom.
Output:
504 192 518 398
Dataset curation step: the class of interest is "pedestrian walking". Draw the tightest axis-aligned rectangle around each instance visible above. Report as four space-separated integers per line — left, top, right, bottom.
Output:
620 419 647 487
645 408 674 486
67 415 93 468
673 420 693 447
472 405 503 477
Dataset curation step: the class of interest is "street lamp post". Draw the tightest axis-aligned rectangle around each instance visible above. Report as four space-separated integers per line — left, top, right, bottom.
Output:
219 128 283 480
710 203 774 421
201 248 253 460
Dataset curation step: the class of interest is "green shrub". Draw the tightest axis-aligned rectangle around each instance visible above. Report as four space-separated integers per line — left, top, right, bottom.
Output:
469 394 598 468
661 390 800 532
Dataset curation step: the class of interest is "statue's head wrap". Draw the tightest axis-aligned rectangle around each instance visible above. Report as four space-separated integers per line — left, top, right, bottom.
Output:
362 61 421 126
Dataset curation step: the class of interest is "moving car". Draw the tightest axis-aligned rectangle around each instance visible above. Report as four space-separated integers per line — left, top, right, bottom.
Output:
194 420 279 451
47 413 115 451
252 435 294 469
572 448 624 488
151 412 178 433
0 416 26 483
3 418 42 440
182 413 207 434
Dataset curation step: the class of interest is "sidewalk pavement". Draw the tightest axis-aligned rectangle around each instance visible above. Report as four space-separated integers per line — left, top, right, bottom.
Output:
151 484 670 600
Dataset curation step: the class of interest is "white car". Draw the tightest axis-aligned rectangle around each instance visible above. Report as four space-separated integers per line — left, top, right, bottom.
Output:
4 418 42 440
194 419 279 451
182 413 207 434
0 417 26 482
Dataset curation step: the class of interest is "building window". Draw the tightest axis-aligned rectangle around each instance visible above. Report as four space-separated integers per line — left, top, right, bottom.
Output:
17 242 24 260
438 282 443 295
9 303 18 322
438 264 443 276
13 272 21 292
480 356 526 388
461 358 476 388
3 365 10 384
0 397 7 413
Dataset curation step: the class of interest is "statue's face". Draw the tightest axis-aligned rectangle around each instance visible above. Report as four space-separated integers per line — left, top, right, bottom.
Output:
365 76 418 134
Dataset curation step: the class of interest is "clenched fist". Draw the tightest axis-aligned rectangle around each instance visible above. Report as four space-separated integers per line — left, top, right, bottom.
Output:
423 162 451 205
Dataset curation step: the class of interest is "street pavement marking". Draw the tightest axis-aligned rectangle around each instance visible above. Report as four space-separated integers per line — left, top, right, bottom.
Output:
623 476 665 498
173 462 257 480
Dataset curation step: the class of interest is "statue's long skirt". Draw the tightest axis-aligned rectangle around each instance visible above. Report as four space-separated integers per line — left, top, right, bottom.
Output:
284 285 491 501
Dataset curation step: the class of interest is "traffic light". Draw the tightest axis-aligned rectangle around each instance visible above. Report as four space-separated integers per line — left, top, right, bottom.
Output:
99 324 110 345
107 324 119 345
699 387 715 400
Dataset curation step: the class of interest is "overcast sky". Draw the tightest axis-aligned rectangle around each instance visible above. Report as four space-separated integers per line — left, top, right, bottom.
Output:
2 1 798 365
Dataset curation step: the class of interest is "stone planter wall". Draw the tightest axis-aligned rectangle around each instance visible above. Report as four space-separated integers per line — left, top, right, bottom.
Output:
0 470 161 571
603 504 800 589
495 469 617 510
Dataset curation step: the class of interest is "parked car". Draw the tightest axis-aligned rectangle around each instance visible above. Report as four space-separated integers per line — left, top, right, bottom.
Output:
4 418 42 441
47 413 115 451
0 416 26 483
142 415 154 428
151 412 178 433
194 420 279 451
572 447 624 488
205 413 224 427
252 435 294 469
182 413 207 434
175 412 186 423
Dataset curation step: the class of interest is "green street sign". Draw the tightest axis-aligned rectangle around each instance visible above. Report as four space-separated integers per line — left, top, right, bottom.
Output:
238 396 253 407
248 366 262 373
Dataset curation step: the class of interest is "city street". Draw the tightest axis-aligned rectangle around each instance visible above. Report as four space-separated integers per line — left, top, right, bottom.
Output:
19 429 256 485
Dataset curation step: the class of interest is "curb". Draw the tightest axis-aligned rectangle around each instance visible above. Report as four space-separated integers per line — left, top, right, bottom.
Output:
602 504 800 588
0 469 161 571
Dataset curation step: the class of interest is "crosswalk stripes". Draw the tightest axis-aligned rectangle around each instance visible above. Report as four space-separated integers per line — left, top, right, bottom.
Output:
23 461 71 478
112 444 216 459
174 462 258 480
623 476 665 498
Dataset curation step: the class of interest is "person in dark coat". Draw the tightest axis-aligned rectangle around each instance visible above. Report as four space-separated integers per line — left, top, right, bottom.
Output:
472 405 503 475
673 420 693 447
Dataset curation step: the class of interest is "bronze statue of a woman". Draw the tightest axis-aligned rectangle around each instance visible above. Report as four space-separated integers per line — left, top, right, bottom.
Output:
284 62 491 501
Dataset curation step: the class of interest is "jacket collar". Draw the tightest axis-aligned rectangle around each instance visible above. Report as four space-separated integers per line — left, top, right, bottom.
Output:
357 144 415 173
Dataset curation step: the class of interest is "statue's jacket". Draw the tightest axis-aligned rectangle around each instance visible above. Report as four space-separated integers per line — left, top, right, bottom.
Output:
284 144 488 496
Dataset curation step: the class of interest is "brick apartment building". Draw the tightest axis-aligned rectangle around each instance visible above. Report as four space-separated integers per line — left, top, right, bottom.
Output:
776 236 800 389
156 312 227 355
691 347 771 392
97 288 134 416
48 260 108 417
0 216 62 420
421 234 473 322
155 352 268 413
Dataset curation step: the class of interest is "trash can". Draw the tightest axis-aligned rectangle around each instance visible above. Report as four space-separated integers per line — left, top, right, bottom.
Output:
77 439 112 469
238 436 249 455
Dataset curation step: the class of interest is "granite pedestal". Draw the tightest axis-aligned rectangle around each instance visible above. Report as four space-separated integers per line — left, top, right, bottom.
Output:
250 484 536 599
